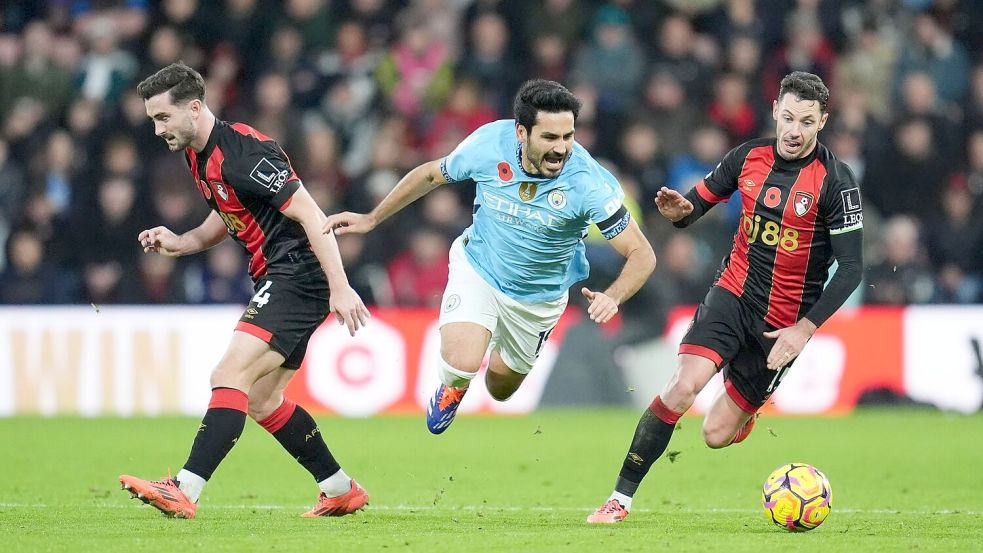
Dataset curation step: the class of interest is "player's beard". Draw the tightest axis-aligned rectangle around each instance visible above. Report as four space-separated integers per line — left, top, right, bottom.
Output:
163 120 196 151
524 145 569 177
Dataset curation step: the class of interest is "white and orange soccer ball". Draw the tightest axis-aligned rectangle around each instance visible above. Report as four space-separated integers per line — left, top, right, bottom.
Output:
762 463 833 532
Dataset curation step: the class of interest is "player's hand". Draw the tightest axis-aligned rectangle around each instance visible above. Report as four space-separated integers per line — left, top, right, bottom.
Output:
323 212 376 236
581 287 618 324
138 226 184 256
655 187 694 222
330 285 370 336
763 319 817 370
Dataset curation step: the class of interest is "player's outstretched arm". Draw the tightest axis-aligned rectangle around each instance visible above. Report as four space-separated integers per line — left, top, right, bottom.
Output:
137 211 227 257
582 218 657 324
283 185 369 336
323 160 449 235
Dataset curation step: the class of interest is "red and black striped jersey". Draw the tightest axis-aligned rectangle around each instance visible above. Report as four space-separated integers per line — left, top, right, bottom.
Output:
688 138 864 328
184 120 317 281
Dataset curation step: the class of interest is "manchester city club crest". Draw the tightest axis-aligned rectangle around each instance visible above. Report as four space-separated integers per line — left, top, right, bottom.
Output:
518 182 538 202
548 189 567 209
793 191 815 217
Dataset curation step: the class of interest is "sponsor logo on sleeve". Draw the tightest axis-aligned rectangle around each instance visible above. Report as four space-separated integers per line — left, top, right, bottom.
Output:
841 187 862 213
249 158 290 193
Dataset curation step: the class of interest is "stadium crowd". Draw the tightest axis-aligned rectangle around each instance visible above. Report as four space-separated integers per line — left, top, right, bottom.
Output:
1 0 982 336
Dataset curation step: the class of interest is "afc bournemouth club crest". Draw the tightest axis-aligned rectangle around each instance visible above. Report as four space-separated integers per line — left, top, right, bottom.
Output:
518 182 538 202
793 191 814 217
212 182 229 201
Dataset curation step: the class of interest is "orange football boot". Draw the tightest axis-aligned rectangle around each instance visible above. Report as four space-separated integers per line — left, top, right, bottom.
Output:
120 474 197 519
586 499 629 524
301 480 369 517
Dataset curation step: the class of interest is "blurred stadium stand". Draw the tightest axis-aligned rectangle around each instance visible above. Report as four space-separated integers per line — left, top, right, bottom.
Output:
2 1 983 416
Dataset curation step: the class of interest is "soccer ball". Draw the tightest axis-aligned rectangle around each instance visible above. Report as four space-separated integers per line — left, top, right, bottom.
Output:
762 463 833 532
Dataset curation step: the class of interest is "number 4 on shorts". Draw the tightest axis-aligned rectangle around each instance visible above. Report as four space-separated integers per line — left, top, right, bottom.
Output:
252 281 273 308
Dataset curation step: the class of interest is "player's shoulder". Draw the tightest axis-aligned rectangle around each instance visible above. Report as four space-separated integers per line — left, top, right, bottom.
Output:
815 142 860 188
731 137 775 160
465 119 514 146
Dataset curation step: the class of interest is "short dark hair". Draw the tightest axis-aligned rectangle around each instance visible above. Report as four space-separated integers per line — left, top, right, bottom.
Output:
136 62 205 104
513 79 582 132
778 71 829 112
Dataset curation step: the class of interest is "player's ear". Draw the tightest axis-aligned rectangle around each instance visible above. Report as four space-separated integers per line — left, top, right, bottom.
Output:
772 99 779 121
818 111 829 131
189 98 202 119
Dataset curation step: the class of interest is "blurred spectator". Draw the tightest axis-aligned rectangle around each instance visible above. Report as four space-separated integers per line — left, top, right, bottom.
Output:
520 0 588 47
836 19 896 122
457 11 519 116
282 0 336 54
650 231 715 307
29 130 82 219
898 71 959 162
318 20 380 86
666 125 737 224
864 117 947 218
422 78 496 159
636 70 703 161
925 177 983 303
967 64 983 133
343 0 402 49
707 72 757 145
649 13 714 103
894 11 971 108
296 119 346 209
762 10 837 104
184 239 253 304
864 215 935 305
616 120 666 201
3 21 74 117
420 186 470 242
0 138 27 240
571 5 646 115
376 12 454 119
527 33 570 84
0 229 68 304
385 226 449 307
335 233 385 306
76 16 138 103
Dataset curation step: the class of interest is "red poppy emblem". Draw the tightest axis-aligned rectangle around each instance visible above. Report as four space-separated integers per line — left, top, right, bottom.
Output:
763 186 782 208
497 161 514 181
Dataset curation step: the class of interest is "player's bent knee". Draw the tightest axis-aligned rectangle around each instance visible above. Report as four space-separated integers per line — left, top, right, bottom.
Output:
702 419 735 449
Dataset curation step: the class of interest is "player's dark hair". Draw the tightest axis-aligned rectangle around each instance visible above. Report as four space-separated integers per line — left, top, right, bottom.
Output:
778 71 829 112
513 79 582 133
136 62 205 104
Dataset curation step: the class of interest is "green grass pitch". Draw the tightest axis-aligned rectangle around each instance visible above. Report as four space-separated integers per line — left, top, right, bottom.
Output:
1 409 981 552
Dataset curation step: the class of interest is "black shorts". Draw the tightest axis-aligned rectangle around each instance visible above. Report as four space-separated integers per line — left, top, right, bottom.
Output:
236 267 330 369
679 286 787 413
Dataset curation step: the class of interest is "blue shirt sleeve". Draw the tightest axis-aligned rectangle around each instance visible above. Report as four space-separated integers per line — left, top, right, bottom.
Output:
440 123 498 183
583 163 629 239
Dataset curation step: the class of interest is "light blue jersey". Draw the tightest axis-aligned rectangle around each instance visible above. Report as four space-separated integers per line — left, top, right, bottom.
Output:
440 119 629 302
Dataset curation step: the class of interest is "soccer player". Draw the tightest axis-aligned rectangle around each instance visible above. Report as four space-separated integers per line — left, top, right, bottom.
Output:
586 71 865 524
324 79 656 434
118 63 371 519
